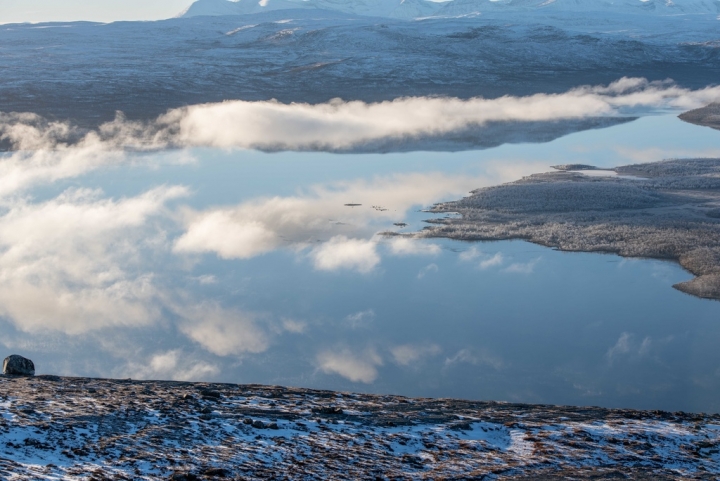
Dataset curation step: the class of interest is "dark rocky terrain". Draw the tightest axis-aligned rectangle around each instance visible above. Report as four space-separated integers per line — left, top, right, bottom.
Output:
422 158 720 300
1 374 719 480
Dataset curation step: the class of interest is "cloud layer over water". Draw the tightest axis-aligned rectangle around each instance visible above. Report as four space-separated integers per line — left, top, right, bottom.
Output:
1 78 719 161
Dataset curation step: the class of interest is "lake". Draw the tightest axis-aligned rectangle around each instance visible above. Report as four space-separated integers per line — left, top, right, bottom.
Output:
2 113 720 413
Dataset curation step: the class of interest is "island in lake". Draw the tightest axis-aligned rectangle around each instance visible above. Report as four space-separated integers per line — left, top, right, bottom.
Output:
422 156 720 301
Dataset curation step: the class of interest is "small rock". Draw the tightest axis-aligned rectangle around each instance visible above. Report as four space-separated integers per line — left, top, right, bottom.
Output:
450 422 473 431
252 420 266 429
199 389 221 400
3 355 35 376
202 467 229 478
169 473 199 481
312 406 344 415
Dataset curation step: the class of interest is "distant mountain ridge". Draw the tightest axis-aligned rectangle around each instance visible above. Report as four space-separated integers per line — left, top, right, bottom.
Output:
179 0 441 19
180 0 720 19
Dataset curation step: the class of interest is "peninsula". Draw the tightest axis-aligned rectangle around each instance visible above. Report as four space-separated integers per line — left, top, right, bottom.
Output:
422 158 720 300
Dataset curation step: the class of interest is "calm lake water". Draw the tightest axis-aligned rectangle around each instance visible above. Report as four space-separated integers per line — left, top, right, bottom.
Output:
4 114 720 413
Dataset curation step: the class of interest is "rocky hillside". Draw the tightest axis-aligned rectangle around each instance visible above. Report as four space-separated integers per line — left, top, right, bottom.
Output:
0 374 719 480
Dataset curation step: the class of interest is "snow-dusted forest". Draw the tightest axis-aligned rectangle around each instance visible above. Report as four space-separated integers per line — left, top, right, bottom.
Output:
425 158 720 300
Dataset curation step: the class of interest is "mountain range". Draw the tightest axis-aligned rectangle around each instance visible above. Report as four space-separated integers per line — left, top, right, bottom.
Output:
181 0 720 19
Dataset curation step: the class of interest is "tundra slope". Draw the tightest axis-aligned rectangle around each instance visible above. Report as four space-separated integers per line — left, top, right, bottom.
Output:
422 158 720 300
1 374 719 480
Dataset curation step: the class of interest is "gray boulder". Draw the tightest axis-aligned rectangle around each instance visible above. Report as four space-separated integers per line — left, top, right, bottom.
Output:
3 355 35 376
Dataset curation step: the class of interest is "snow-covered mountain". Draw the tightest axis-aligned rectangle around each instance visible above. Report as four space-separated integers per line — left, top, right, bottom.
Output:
180 0 311 17
313 0 441 18
180 0 720 18
181 0 443 19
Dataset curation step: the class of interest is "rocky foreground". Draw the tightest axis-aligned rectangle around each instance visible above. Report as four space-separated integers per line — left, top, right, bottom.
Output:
0 375 719 480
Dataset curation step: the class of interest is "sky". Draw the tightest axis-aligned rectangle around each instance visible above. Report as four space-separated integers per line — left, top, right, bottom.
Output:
0 0 452 24
0 0 194 23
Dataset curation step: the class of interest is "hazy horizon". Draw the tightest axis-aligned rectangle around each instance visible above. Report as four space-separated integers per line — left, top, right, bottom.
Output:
0 0 452 24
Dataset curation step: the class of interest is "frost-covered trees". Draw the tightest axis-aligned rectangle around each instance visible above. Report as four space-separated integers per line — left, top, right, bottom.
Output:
424 158 720 300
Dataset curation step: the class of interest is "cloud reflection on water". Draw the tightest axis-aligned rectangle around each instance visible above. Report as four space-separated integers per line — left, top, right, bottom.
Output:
0 165 499 367
173 172 481 269
0 107 718 411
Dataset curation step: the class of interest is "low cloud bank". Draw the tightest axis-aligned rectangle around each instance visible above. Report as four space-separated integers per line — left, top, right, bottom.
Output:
7 79 719 158
173 78 720 151
1 78 719 197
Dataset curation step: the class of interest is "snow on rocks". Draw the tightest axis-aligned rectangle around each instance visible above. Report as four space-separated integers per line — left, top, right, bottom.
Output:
0 376 719 479
2 355 35 377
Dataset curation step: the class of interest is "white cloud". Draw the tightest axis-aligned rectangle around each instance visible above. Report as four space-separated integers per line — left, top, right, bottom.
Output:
390 344 441 366
0 112 192 198
2 78 719 198
280 318 307 334
444 348 504 370
174 211 278 259
345 309 376 328
417 263 439 279
119 349 220 382
639 337 652 356
173 173 481 261
178 303 270 356
193 274 218 285
316 347 383 383
167 79 720 151
459 248 505 269
0 185 188 334
479 252 505 269
310 236 380 273
459 246 482 262
503 257 541 274
607 332 633 362
606 332 654 364
387 237 441 256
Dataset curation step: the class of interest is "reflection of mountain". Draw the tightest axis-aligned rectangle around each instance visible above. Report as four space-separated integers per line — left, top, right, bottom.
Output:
327 117 636 153
0 5 718 134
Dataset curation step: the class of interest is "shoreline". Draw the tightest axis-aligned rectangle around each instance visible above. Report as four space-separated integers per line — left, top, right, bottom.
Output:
418 158 720 301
